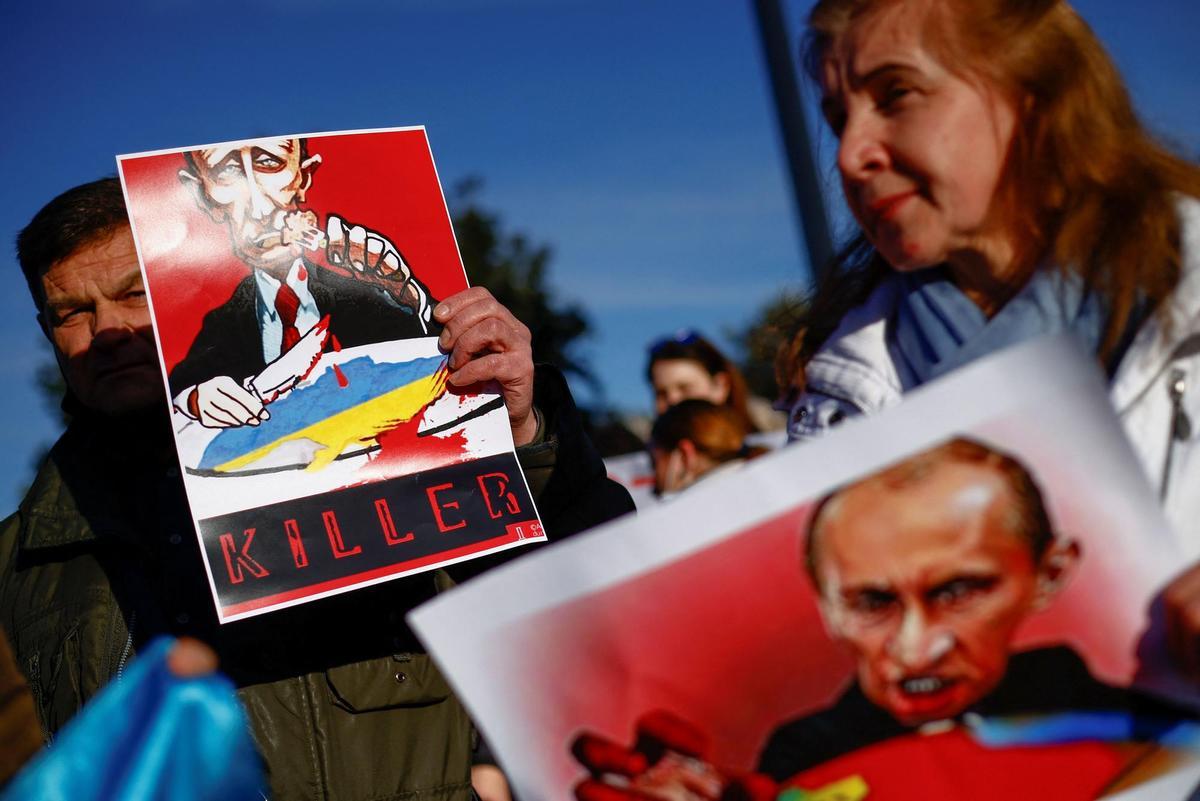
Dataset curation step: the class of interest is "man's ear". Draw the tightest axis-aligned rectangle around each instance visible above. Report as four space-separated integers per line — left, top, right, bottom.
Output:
712 371 731 405
816 596 847 641
1033 538 1082 610
37 310 70 378
178 170 226 223
296 153 322 203
677 438 701 479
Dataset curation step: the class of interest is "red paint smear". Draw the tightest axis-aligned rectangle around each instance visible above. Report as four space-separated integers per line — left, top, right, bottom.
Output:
358 403 470 481
297 264 308 281
330 334 342 352
333 364 349 388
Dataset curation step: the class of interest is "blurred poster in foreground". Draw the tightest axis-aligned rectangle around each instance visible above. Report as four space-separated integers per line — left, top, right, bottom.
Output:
413 336 1200 801
118 128 542 623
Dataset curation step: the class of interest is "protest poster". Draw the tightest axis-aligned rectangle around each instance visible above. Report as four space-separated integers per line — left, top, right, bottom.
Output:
412 335 1200 801
117 128 543 623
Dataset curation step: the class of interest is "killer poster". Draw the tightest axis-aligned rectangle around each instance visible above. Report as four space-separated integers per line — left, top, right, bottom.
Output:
117 128 544 623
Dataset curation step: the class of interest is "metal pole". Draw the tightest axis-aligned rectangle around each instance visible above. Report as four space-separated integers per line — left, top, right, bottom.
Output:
751 0 835 283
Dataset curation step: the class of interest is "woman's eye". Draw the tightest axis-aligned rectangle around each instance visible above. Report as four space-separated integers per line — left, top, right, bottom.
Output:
878 84 911 110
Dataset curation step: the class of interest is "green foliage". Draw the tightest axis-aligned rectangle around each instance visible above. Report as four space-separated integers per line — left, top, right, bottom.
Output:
729 290 808 401
449 178 595 390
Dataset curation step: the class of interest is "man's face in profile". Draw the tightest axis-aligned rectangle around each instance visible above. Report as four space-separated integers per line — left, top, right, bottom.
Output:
182 138 321 277
811 459 1064 726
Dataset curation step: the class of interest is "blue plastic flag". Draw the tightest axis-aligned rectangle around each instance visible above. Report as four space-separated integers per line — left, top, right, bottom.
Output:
2 637 266 801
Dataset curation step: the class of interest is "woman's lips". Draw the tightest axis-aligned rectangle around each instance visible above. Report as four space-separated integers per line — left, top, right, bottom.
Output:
869 191 917 222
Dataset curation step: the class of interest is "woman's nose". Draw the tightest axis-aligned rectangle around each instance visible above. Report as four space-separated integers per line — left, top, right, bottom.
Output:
837 111 889 183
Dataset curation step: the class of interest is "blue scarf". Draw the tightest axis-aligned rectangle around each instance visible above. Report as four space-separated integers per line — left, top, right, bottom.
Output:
891 267 1107 386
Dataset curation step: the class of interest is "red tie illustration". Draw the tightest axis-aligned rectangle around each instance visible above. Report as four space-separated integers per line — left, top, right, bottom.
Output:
274 283 302 353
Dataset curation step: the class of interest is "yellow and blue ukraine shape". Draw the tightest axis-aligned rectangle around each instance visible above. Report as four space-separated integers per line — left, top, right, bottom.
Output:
200 354 448 473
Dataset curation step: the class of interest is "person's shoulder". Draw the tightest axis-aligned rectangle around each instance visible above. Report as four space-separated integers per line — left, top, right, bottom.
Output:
983 646 1126 714
758 683 903 780
1175 194 1200 288
0 429 75 593
1006 644 1092 675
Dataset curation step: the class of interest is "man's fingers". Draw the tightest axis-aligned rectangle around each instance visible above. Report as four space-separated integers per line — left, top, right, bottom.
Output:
433 286 535 443
447 352 526 389
446 317 530 370
166 638 219 678
438 295 529 356
434 287 510 330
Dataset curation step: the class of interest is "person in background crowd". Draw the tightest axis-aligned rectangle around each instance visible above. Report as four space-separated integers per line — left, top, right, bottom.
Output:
647 331 782 434
648 399 766 498
779 0 1200 674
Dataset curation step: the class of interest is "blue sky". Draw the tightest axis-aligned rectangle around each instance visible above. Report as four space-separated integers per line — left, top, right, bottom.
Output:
1 0 1197 507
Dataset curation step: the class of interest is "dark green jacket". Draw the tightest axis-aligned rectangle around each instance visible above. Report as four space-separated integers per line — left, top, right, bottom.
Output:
0 416 473 801
0 367 633 800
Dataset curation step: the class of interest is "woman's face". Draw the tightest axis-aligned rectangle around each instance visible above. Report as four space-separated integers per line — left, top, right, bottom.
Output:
650 359 730 415
820 1 1019 279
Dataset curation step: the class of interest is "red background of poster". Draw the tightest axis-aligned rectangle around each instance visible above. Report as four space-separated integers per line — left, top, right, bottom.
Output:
489 492 1153 783
119 129 469 372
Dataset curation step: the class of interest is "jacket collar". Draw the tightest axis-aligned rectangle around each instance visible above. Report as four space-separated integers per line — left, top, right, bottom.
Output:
804 277 905 415
1110 196 1200 413
18 413 177 552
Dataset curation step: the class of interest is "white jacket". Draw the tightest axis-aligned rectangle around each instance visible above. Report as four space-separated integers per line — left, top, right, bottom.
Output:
788 197 1200 554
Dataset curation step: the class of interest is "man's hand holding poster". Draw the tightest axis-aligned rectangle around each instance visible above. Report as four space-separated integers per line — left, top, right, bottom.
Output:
117 128 544 622
411 335 1200 801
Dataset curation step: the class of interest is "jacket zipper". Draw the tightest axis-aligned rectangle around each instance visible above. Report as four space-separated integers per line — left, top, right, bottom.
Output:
115 611 136 682
1163 368 1191 500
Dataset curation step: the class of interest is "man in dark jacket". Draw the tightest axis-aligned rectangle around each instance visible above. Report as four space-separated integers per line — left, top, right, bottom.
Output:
0 177 633 801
